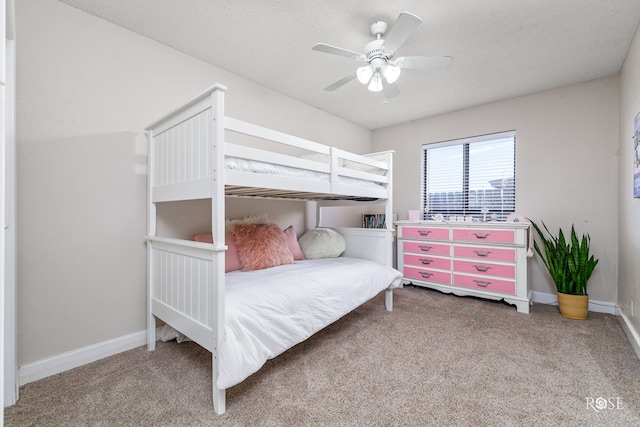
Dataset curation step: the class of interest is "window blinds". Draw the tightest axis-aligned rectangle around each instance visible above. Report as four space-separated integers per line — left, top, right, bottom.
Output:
422 131 516 221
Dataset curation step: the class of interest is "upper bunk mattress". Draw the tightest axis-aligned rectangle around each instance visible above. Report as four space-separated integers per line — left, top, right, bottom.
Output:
225 156 385 192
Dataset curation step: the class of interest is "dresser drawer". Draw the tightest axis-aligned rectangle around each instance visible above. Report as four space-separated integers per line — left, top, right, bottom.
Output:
453 274 516 295
403 241 451 256
453 245 516 262
453 259 516 279
403 253 450 270
404 266 451 285
452 228 515 244
401 226 449 240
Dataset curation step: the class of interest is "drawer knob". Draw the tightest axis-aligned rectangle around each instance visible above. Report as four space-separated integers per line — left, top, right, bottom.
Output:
419 271 434 278
418 245 433 252
418 230 432 236
474 250 492 257
473 265 492 272
473 232 490 239
473 280 491 287
420 259 434 265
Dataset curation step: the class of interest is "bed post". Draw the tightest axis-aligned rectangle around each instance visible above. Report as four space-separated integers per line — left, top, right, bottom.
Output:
385 289 393 311
210 85 227 414
146 129 157 351
385 150 394 311
384 151 394 231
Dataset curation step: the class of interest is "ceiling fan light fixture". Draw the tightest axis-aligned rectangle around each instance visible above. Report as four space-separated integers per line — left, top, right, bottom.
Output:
382 64 401 84
368 72 383 92
356 65 374 84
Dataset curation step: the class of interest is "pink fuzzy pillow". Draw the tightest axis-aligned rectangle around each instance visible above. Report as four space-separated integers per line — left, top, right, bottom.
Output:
283 225 305 260
232 223 294 271
193 232 242 273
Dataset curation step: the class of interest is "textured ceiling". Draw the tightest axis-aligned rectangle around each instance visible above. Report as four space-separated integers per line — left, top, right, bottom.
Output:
57 0 640 130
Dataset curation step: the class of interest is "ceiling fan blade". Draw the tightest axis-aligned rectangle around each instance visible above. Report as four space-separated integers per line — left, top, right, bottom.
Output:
382 80 400 98
395 56 453 71
324 71 358 91
382 12 422 53
312 43 365 60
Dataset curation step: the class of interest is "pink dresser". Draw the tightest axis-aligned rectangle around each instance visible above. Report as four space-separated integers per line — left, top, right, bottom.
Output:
396 221 531 313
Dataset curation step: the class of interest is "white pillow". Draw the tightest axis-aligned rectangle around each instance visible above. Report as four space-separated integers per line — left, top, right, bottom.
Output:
299 153 331 164
299 153 345 167
298 228 346 259
343 159 386 175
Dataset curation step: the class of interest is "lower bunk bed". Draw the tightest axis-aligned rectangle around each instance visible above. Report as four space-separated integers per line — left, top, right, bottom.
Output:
145 83 399 414
147 228 402 414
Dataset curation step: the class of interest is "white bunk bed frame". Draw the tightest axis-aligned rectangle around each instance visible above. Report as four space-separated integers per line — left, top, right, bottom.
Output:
145 84 394 414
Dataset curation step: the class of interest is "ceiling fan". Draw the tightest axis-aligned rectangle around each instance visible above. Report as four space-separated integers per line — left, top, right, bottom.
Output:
312 12 452 98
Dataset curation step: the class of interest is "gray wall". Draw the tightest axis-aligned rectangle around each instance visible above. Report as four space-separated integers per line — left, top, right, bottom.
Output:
16 0 371 366
619 24 640 334
372 77 620 304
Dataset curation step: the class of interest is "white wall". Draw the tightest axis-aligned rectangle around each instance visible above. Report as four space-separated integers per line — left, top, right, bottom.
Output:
155 198 309 240
619 24 640 333
372 77 620 303
16 0 371 366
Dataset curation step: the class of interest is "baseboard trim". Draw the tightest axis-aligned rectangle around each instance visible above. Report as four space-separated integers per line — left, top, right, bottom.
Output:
532 291 619 315
19 330 150 387
13 295 626 388
531 291 558 306
618 311 640 360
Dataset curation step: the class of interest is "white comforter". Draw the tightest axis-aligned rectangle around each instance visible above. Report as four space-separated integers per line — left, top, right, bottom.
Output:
218 257 402 389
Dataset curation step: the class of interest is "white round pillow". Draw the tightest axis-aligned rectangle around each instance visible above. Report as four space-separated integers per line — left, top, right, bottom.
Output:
298 228 346 259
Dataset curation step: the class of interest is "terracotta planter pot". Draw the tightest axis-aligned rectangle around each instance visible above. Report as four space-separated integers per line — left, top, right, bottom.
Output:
557 292 589 319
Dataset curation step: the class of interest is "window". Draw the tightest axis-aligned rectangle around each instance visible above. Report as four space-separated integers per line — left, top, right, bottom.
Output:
422 131 516 221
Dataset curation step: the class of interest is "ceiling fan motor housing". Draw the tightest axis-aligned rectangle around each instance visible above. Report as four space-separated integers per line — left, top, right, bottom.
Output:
364 39 389 63
370 21 388 37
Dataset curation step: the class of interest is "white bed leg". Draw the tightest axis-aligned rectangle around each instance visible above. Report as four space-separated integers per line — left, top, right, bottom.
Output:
212 382 226 414
147 313 156 351
385 289 393 311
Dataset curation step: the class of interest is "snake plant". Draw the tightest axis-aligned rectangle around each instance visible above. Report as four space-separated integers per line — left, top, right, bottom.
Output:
530 220 598 295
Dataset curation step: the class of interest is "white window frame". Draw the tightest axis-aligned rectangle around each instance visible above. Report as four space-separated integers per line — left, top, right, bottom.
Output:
421 130 516 221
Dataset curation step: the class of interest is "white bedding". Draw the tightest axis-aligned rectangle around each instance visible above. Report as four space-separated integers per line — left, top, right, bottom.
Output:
225 156 384 191
217 257 402 389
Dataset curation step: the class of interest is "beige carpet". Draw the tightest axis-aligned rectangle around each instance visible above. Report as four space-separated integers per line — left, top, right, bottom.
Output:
5 286 640 426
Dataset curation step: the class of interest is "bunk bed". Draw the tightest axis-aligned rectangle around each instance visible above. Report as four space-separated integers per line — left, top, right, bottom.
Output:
146 84 400 414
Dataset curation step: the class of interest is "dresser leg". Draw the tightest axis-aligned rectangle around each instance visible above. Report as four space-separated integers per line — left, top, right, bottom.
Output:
512 299 530 314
